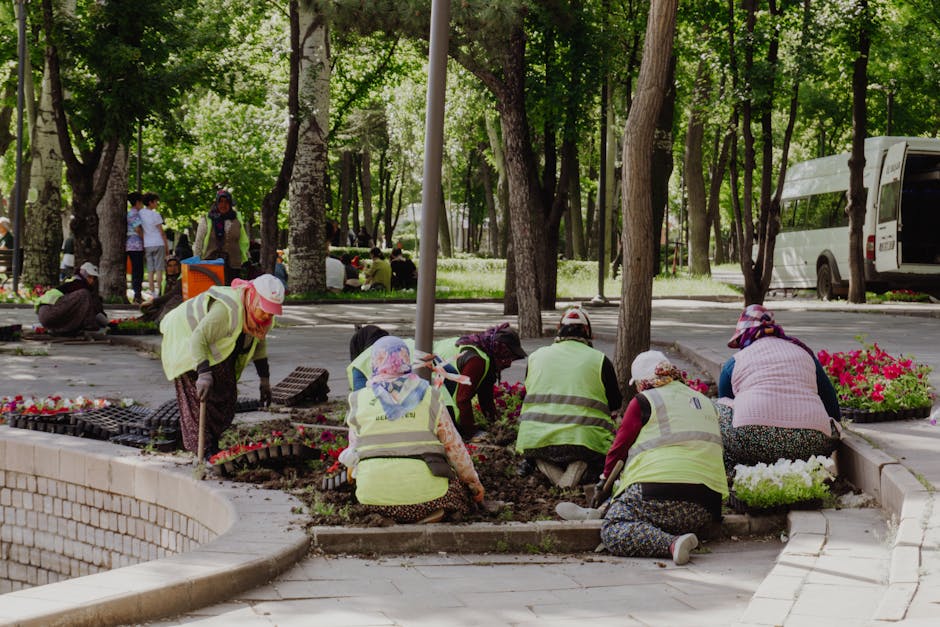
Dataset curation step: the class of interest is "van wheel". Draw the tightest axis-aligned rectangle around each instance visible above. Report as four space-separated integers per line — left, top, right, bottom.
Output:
817 262 835 301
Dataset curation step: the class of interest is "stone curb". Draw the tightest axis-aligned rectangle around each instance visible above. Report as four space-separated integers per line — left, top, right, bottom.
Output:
0 429 309 627
735 429 933 625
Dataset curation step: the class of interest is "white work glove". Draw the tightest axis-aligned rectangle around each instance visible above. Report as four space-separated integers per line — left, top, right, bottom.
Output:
195 371 213 402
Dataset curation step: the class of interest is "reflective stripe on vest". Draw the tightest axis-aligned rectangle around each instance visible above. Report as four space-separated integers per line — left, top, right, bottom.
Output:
516 342 614 454
615 382 728 498
458 344 490 383
160 286 251 380
350 386 445 460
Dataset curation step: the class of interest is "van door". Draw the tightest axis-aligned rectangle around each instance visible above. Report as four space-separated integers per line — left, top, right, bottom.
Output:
875 141 906 272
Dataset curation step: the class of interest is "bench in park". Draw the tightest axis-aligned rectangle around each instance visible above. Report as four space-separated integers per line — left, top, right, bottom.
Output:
0 248 22 289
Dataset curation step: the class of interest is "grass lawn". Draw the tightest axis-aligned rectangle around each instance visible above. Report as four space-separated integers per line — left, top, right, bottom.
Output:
287 257 741 301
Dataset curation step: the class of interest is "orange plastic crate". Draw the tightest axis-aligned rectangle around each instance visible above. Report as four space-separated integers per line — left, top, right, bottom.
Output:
182 263 225 299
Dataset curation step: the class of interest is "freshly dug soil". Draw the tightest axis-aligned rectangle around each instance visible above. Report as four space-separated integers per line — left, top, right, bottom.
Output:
214 347 859 529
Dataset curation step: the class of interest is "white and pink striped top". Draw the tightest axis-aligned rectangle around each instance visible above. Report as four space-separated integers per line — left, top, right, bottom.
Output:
730 337 832 434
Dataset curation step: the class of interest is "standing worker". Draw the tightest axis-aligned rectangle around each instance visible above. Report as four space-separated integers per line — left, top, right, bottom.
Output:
194 188 250 285
515 308 622 487
160 274 284 457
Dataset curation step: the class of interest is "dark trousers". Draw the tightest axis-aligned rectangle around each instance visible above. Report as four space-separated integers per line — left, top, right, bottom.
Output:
127 250 144 298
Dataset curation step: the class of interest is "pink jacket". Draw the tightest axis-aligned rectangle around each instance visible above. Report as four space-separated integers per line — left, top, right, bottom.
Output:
729 337 832 434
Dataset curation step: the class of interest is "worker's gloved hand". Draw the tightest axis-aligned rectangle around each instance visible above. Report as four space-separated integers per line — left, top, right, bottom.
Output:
259 377 272 406
95 313 108 327
590 477 607 509
471 484 485 504
195 371 213 402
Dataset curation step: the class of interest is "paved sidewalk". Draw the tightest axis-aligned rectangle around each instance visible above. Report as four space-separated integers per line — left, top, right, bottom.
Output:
2 298 939 625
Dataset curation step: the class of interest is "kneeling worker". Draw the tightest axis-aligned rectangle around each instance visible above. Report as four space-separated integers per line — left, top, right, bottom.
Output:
515 307 621 487
599 350 728 565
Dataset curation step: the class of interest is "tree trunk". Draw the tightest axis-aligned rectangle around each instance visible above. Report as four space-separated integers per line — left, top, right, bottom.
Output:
360 149 374 237
23 56 64 288
569 153 585 260
480 160 499 256
260 0 301 274
485 112 509 257
650 55 676 277
540 138 575 310
438 184 453 257
96 144 129 301
685 61 710 276
615 0 678 392
847 0 870 303
288 3 330 293
707 126 732 266
340 150 353 240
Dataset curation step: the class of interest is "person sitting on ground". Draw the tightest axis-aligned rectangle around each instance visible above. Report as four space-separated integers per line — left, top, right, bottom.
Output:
34 262 108 336
515 308 622 487
0 216 13 249
453 323 527 441
362 247 391 291
559 350 727 566
716 304 841 469
389 248 418 290
325 251 344 293
139 255 183 323
341 254 361 291
340 336 485 523
160 274 284 456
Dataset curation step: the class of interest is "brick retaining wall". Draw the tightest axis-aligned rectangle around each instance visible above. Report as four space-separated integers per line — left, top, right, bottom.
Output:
0 429 231 595
0 469 213 592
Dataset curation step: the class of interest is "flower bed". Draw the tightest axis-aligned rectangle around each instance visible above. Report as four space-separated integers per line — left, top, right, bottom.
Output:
108 317 160 335
209 420 347 477
818 339 934 422
730 456 835 515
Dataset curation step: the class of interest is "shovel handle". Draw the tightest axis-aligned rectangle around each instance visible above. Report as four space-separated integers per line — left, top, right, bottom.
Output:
196 399 207 463
602 459 624 496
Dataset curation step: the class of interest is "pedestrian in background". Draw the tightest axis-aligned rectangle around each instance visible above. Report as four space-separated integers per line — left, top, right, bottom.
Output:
126 192 145 304
140 192 169 297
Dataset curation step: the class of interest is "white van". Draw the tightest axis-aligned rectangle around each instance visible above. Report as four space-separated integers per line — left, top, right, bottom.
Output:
774 136 940 299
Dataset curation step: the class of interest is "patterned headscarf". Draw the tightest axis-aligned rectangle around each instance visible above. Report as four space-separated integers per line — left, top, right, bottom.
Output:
635 361 687 391
727 304 813 356
369 336 429 421
232 278 274 340
456 322 526 366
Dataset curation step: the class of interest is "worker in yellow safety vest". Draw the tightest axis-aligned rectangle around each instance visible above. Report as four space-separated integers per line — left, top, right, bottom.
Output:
515 307 622 488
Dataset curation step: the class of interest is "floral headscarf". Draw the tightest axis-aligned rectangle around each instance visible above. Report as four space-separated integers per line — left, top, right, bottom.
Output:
369 336 429 420
635 362 687 391
232 278 274 340
728 304 814 357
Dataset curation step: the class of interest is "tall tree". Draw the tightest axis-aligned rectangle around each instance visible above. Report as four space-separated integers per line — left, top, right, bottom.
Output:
259 0 301 275
727 0 811 305
615 0 678 390
288 0 331 293
40 0 218 273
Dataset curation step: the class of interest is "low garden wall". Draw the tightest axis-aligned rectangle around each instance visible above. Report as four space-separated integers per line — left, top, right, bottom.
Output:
0 427 308 627
0 427 231 595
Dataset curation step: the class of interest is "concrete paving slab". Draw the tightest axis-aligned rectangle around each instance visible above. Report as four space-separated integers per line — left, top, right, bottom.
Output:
6 299 940 624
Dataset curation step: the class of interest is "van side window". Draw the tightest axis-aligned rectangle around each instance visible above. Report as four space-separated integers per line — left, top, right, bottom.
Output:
804 191 848 229
878 181 900 222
